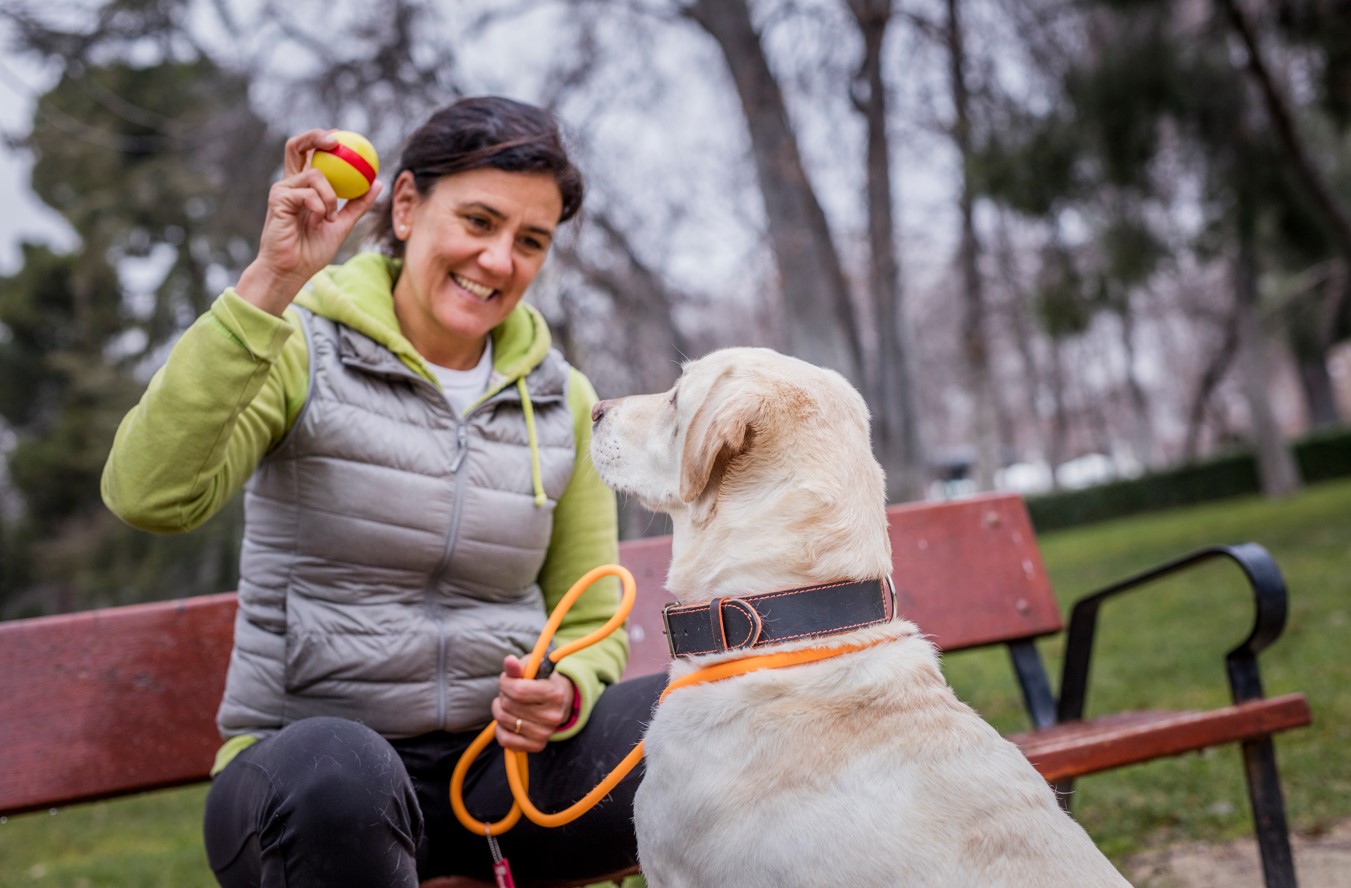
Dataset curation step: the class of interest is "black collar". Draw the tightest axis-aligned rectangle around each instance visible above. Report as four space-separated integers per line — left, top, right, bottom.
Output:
662 578 895 659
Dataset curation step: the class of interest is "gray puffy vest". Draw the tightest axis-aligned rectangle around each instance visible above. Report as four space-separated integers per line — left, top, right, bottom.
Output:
217 308 578 739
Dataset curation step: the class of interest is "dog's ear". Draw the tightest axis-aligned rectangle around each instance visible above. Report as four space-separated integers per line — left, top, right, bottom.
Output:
679 371 757 525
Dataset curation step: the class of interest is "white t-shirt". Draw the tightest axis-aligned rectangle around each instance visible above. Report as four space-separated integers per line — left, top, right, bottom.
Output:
428 339 494 416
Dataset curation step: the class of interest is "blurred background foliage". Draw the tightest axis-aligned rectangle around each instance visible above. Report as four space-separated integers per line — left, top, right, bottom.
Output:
1 0 1350 618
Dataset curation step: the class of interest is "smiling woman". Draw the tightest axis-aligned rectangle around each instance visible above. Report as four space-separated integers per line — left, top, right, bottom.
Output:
99 96 664 888
390 168 562 369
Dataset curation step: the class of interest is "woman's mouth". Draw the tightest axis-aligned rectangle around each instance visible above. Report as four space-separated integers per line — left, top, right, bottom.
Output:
452 272 496 302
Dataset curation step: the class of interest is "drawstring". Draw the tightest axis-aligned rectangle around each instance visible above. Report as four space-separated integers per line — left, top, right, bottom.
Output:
516 378 547 506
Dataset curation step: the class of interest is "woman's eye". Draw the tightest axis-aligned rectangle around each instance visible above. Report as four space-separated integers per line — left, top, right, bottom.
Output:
466 215 492 231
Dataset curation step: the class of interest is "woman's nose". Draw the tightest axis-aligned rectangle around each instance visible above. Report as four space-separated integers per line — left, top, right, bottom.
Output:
479 234 513 276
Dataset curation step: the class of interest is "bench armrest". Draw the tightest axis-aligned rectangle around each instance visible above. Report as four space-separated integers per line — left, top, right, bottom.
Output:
1056 543 1289 723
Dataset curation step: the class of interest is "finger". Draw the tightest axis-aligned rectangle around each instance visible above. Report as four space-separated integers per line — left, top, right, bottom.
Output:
283 129 338 178
268 173 341 230
292 168 341 218
499 675 562 708
492 694 555 735
491 696 516 730
491 698 546 752
335 179 383 227
272 184 331 228
494 720 545 753
502 655 526 680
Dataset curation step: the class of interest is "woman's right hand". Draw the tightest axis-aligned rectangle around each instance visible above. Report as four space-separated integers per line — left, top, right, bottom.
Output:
236 130 383 316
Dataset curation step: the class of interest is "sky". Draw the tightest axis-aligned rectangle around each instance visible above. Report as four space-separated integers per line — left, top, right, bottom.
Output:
0 50 74 274
0 4 963 294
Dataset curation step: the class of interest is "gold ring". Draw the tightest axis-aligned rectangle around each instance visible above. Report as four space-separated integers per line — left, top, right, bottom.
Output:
513 717 523 734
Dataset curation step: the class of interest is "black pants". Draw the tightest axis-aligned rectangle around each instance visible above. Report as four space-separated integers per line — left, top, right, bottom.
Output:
203 673 665 887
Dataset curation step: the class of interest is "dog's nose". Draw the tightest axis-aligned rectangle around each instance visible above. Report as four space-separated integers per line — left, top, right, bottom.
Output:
592 399 610 423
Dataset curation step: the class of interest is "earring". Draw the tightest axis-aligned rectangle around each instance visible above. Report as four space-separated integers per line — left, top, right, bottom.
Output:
398 225 408 237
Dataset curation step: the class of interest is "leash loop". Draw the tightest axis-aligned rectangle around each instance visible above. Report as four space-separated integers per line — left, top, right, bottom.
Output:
450 563 889 836
450 564 639 834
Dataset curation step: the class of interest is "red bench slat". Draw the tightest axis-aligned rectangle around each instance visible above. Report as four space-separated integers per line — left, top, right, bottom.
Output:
0 593 236 815
1010 693 1313 783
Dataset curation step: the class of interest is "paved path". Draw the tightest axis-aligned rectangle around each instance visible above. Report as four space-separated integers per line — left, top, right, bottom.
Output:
1124 819 1351 887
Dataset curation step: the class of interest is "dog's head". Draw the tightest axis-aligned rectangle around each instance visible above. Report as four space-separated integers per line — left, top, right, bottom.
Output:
590 347 891 597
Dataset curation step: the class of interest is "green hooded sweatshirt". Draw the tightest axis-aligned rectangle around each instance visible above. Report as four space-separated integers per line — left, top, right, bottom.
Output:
102 252 627 772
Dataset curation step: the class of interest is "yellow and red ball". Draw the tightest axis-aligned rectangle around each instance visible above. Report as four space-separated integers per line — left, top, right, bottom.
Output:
311 131 379 199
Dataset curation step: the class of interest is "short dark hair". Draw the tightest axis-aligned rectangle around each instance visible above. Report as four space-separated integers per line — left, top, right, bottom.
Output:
370 96 585 256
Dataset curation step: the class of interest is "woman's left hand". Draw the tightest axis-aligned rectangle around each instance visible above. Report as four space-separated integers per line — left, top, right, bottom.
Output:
492 655 576 753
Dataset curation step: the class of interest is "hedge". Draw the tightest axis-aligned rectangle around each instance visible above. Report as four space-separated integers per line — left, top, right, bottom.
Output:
1024 425 1351 533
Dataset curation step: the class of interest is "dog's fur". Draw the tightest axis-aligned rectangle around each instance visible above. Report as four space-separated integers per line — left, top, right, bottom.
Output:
591 347 1132 888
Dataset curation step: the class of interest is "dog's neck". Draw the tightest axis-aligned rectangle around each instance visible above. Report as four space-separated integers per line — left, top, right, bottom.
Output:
665 483 893 605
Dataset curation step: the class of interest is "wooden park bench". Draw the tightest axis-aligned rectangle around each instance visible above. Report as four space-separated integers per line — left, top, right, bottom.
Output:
0 492 1312 887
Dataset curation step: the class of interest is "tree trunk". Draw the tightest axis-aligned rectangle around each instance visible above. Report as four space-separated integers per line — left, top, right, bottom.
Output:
1219 0 1351 432
1285 268 1345 429
946 0 998 491
1184 308 1240 461
1047 339 1069 491
1117 303 1156 469
846 0 926 502
994 211 1050 469
579 210 692 394
1235 225 1303 498
1296 356 1342 429
1218 0 1351 264
685 0 863 389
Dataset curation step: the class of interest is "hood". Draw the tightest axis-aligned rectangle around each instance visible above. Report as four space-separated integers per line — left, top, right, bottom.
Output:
295 251 554 385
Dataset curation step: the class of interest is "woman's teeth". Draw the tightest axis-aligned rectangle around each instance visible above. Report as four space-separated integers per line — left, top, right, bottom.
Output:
452 273 495 300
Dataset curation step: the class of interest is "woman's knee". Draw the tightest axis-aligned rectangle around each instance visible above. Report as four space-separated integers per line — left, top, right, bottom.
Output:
272 718 416 813
206 718 422 884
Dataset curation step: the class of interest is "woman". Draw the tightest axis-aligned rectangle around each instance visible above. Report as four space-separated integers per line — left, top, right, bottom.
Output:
102 97 663 887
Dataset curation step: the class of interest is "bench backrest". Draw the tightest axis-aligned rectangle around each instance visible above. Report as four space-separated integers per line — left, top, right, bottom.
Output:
0 492 1058 816
0 593 238 815
622 492 1061 676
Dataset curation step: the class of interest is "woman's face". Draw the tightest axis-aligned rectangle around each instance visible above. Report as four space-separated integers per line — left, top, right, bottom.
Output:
391 167 563 369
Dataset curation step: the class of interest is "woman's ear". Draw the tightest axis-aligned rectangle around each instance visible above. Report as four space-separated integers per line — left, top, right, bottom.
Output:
390 170 421 236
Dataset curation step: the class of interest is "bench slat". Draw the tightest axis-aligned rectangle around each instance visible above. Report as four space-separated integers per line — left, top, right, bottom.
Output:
616 535 677 680
887 493 1063 651
0 594 236 815
1009 693 1313 783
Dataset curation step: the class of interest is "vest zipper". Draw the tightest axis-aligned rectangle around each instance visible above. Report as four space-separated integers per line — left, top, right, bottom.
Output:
450 423 469 472
429 417 471 729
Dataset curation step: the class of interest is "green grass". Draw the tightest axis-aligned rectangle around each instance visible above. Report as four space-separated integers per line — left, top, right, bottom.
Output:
0 786 214 887
3 478 1349 884
942 476 1351 859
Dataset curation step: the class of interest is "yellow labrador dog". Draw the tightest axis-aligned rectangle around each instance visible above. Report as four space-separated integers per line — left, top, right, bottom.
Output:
590 347 1131 888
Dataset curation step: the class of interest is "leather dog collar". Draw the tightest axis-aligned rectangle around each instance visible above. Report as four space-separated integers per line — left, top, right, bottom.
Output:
662 578 895 659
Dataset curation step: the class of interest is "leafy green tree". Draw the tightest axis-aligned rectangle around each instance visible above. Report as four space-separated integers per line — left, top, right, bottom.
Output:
0 242 243 618
0 242 121 612
0 52 280 616
26 57 280 352
972 2 1331 496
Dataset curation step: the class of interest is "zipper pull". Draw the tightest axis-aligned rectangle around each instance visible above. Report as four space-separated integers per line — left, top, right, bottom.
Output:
451 423 469 472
